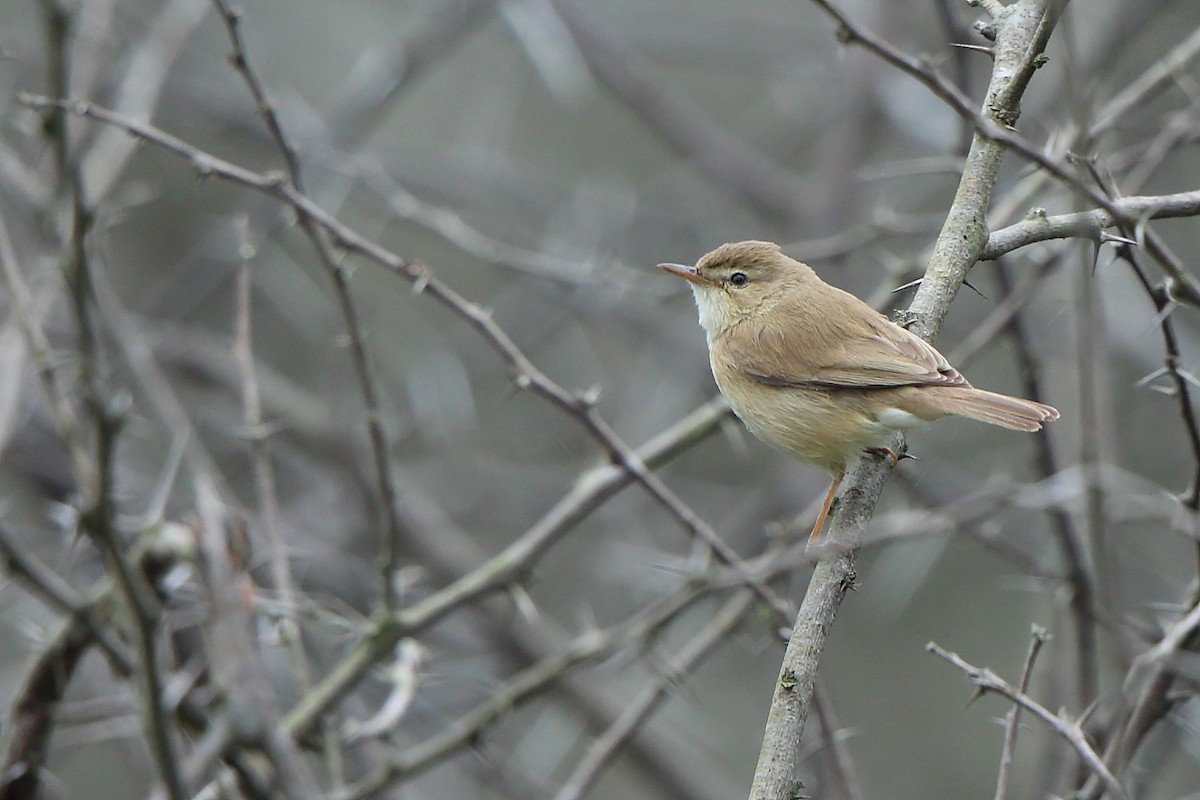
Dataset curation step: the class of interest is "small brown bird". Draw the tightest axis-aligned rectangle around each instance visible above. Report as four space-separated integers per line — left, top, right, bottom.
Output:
660 241 1059 542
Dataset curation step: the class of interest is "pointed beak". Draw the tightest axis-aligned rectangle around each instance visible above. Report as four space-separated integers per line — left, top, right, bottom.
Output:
658 263 712 286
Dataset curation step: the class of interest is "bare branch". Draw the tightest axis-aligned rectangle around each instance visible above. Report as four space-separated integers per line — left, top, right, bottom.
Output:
928 641 1127 800
209 0 408 613
747 5 1066 798
982 190 1200 260
551 589 756 800
993 626 1051 800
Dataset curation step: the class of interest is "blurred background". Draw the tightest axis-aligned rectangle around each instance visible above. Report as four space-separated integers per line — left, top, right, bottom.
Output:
2 1 1200 798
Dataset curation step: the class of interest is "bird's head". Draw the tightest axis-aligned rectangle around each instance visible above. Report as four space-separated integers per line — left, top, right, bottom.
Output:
659 240 814 339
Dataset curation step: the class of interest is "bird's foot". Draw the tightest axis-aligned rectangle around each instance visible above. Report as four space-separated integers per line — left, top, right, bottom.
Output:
864 445 917 466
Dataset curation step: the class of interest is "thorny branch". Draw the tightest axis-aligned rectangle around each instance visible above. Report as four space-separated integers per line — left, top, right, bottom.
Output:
928 641 1127 800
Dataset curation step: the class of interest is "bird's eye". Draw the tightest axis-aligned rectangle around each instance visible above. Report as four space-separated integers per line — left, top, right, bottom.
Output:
729 272 748 287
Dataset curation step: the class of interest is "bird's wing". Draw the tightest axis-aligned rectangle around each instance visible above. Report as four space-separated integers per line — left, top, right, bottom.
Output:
724 285 968 389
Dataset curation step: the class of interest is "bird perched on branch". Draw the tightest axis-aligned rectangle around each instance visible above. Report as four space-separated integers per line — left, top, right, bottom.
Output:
660 240 1058 542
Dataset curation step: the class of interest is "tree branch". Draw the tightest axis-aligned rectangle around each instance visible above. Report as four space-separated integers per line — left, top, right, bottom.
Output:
747 3 1067 798
928 641 1127 800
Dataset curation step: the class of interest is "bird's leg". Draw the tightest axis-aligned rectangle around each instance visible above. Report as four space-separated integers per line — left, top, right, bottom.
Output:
808 470 844 543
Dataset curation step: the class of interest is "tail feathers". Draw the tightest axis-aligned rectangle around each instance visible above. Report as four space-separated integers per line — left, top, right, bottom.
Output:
944 388 1059 432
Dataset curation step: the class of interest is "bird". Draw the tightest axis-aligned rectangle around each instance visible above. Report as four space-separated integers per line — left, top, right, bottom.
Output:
659 240 1059 542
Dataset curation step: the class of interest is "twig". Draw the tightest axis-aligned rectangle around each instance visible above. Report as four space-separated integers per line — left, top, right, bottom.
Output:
82 0 210 200
993 258 1098 716
0 608 99 800
993 626 1051 800
0 207 94 491
283 398 734 738
1112 245 1200 508
928 641 1127 800
811 681 864 800
811 0 1200 306
232 228 307 670
981 190 1200 260
209 0 408 613
551 589 756 800
14 95 797 734
543 0 805 220
37 4 190 797
193 478 320 800
1090 26 1200 136
0 523 129 666
337 578 726 800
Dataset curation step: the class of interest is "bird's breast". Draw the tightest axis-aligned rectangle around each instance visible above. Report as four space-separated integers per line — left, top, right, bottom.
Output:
708 348 913 473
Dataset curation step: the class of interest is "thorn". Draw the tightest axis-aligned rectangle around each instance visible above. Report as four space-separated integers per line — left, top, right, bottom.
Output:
1100 232 1138 247
864 446 901 467
1148 300 1177 330
891 277 923 294
962 278 988 300
897 450 920 462
1177 367 1200 390
1134 366 1168 388
950 42 994 56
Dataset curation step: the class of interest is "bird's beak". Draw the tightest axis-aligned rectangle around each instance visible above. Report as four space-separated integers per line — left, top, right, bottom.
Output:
658 263 712 286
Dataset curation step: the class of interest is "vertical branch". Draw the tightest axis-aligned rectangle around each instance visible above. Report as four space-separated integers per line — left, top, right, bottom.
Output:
233 234 304 662
993 626 1050 800
995 260 1098 712
193 480 321 800
1072 242 1112 660
35 4 189 799
747 4 1067 799
210 0 406 612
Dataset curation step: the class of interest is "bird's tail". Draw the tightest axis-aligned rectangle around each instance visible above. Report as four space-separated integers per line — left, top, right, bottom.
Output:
940 387 1060 432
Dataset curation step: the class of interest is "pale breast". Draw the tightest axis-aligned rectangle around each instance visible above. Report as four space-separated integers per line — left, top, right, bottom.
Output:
709 348 926 473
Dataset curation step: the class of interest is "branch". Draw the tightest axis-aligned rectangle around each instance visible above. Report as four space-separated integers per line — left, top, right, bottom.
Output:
813 0 1200 306
747 4 1066 798
928 642 1127 800
993 626 1050 800
551 590 756 800
283 398 731 738
544 0 805 220
209 0 408 613
16 94 779 612
981 190 1200 260
338 579 733 799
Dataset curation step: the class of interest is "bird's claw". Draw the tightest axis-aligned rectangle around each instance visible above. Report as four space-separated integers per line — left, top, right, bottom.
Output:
864 446 916 466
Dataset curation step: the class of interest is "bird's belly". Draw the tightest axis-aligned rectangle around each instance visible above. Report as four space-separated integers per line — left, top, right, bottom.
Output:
717 379 916 472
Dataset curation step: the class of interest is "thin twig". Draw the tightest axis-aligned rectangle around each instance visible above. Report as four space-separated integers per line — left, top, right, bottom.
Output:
811 0 1200 306
283 398 735 738
811 681 864 800
337 578 729 800
193 478 320 800
551 589 756 800
209 0 408 613
993 259 1098 715
928 641 1127 800
993 626 1051 800
14 95 799 734
543 0 805 220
